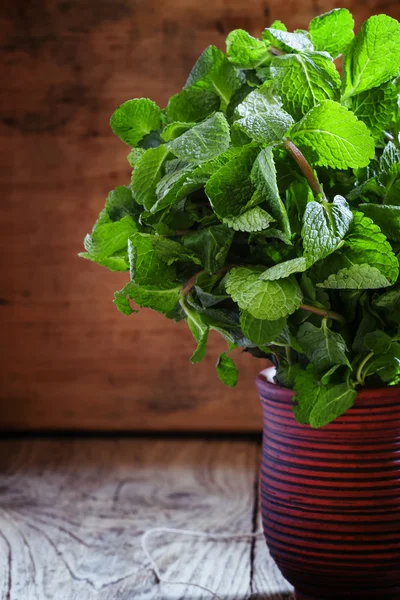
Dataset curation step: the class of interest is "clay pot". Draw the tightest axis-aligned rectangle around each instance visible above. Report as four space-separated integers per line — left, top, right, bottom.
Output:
256 373 400 600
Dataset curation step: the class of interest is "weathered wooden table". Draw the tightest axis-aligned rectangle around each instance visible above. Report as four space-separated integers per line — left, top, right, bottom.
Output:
0 438 293 599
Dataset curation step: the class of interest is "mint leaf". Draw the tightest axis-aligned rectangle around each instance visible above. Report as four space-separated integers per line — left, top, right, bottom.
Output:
341 15 400 101
222 207 274 232
185 46 242 110
270 52 340 120
168 113 230 164
240 311 286 345
129 232 176 284
216 353 238 387
166 87 220 123
309 8 354 58
289 100 375 169
150 160 193 213
251 147 291 237
113 289 138 316
106 186 138 221
302 196 353 264
293 364 324 424
80 215 138 272
226 29 269 68
297 320 350 369
380 142 400 174
119 281 181 314
127 147 145 167
180 297 209 363
183 225 234 274
358 204 400 242
351 82 398 141
151 237 201 266
363 343 400 384
205 144 260 218
234 83 294 144
309 382 356 428
319 264 391 289
131 145 169 210
263 28 313 53
259 257 307 281
161 122 196 142
344 212 398 284
364 330 392 354
110 99 162 146
226 267 302 320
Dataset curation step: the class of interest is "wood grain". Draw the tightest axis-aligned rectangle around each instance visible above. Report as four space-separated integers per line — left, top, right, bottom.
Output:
0 437 293 599
1 0 400 431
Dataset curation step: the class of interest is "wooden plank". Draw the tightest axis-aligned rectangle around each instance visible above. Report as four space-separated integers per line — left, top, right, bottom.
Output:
0 438 293 599
2 0 400 431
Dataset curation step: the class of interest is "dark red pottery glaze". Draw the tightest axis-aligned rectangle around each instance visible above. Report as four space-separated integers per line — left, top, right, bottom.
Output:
256 373 400 600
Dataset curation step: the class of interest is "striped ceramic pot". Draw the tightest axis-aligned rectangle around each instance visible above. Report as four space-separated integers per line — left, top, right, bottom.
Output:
256 373 400 600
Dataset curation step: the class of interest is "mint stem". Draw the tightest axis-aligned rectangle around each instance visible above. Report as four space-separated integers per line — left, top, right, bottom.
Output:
356 351 374 386
180 271 205 297
300 303 346 325
283 140 326 199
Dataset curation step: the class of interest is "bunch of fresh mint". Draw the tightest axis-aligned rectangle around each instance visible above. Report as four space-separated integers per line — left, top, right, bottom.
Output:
80 10 400 427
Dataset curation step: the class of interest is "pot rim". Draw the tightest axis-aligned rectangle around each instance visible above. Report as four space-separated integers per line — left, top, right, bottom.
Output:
256 370 400 401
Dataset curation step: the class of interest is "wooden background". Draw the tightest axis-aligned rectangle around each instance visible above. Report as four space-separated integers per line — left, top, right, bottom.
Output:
1 0 399 431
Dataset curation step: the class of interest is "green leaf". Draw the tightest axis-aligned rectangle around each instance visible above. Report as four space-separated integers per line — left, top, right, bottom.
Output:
240 311 286 345
263 28 313 53
205 144 260 218
380 142 400 175
302 196 353 264
79 251 130 272
110 99 162 146
297 320 350 369
222 207 274 232
216 353 238 387
131 145 170 210
351 82 398 141
259 257 308 281
166 87 221 123
344 212 398 284
185 45 242 110
127 147 145 167
161 122 196 142
106 186 138 221
319 264 391 289
309 8 354 58
234 84 294 144
226 29 269 69
183 225 234 274
363 343 400 383
364 330 392 354
80 215 138 271
151 237 202 266
150 160 193 214
129 232 176 284
226 267 302 320
270 52 340 120
289 100 375 170
180 297 209 363
341 15 400 101
293 364 324 424
113 289 138 316
358 204 400 242
251 147 291 237
309 382 356 428
120 280 181 314
168 113 230 164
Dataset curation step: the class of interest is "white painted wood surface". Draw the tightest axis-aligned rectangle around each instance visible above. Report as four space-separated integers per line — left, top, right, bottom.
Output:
0 439 293 599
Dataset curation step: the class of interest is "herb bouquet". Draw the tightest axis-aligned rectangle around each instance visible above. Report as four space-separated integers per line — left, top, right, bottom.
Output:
81 10 400 430
81 10 400 598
